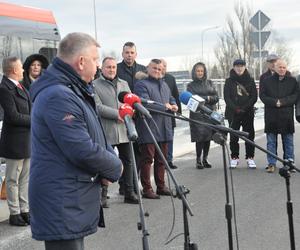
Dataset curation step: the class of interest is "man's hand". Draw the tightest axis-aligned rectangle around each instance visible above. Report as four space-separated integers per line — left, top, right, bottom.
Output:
165 103 178 112
170 104 178 112
117 115 124 123
165 103 173 110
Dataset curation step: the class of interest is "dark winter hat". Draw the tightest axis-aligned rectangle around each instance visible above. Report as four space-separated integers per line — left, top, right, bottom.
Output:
23 54 49 72
233 59 246 66
266 53 279 62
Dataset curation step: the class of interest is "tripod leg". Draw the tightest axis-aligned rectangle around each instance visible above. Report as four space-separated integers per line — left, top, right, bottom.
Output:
221 143 234 250
129 142 150 250
285 178 295 250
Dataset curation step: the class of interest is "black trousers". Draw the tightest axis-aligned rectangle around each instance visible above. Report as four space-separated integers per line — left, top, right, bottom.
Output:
45 238 84 250
195 141 211 161
114 142 134 194
228 111 255 159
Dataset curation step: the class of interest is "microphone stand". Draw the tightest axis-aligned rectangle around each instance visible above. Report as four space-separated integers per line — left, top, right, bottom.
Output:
137 112 198 250
279 165 296 250
146 107 299 250
127 136 150 250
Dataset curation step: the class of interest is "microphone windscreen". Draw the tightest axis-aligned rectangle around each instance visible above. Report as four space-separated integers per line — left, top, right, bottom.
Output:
123 93 141 107
118 91 129 103
119 103 134 119
179 91 192 105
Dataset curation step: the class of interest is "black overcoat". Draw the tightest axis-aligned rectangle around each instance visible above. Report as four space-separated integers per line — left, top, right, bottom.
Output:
0 76 31 159
187 79 219 142
260 73 298 134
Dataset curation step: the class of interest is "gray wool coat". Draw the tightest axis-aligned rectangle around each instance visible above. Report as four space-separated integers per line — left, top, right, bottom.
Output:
93 74 131 145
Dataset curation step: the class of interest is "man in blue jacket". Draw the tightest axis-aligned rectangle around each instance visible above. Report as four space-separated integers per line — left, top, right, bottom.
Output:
134 59 178 199
29 32 122 250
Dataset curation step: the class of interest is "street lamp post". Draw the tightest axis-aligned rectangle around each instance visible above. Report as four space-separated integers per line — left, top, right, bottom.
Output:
93 0 98 41
201 25 220 61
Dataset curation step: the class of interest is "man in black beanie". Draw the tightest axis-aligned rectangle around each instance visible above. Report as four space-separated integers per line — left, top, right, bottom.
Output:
224 59 258 169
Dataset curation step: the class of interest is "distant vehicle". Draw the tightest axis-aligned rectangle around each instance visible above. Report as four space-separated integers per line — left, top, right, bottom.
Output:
0 2 61 73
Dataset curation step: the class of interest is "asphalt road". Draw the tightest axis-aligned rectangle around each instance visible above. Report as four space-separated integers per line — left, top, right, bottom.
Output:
1 126 300 250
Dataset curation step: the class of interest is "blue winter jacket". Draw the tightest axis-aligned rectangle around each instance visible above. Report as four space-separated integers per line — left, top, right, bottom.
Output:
134 77 175 144
29 57 122 241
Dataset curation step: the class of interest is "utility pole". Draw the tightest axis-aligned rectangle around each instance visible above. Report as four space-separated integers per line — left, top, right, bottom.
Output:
93 0 98 41
201 26 220 61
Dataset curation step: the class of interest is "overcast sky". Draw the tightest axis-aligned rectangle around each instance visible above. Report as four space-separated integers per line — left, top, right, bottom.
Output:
7 0 300 71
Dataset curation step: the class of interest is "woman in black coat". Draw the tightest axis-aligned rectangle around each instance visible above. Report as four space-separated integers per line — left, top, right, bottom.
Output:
187 62 219 169
22 54 49 90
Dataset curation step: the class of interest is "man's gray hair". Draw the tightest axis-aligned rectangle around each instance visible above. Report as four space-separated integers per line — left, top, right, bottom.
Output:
102 56 116 64
58 32 100 60
2 56 19 76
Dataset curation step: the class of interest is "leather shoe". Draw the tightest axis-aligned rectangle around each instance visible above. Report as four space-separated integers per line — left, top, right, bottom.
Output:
9 214 28 226
124 193 139 204
202 159 212 168
21 212 30 225
142 190 160 199
196 162 204 169
156 187 172 196
168 162 178 169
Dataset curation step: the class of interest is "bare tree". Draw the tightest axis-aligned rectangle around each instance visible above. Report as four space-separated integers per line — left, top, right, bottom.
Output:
214 3 255 78
180 55 201 73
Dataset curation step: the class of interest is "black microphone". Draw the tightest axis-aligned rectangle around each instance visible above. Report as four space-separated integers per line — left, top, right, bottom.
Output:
179 91 224 125
119 104 138 141
118 92 152 119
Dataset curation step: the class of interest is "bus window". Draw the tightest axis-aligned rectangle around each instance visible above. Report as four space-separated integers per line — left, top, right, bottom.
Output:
39 47 57 63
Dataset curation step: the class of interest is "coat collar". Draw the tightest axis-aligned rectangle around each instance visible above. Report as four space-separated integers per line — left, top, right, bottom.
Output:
99 74 120 86
1 75 29 100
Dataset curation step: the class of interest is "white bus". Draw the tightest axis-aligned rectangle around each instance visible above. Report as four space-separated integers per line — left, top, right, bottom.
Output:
0 2 61 74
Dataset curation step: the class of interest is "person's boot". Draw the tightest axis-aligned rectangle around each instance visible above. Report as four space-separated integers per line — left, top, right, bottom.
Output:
9 214 28 226
124 191 139 204
196 157 204 169
101 185 109 208
202 158 212 168
168 162 178 169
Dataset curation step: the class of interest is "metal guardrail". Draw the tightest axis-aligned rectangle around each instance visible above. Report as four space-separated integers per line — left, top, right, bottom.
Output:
175 78 264 136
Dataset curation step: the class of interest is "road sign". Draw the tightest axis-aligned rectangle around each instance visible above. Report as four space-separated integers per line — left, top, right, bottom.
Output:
250 10 270 30
250 31 271 49
252 50 268 58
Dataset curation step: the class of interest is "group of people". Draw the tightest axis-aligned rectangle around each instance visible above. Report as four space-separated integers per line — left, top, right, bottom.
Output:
184 54 299 175
0 31 299 250
0 53 48 227
93 43 182 203
223 55 299 173
0 33 124 249
0 33 183 249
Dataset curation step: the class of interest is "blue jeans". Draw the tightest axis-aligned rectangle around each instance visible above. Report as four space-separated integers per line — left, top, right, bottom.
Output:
266 133 294 166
